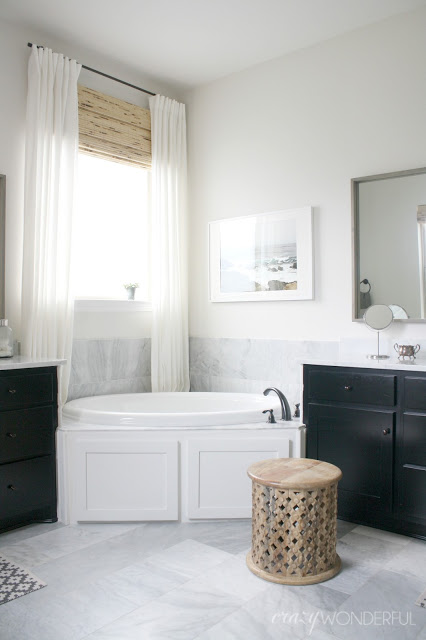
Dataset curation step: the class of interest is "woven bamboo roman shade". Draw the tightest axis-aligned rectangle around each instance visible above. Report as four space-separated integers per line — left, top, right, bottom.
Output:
78 85 151 168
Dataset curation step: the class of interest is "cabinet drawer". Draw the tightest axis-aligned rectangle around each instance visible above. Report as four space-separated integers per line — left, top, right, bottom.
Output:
404 377 426 412
0 407 55 464
0 457 54 518
308 370 396 406
0 372 54 409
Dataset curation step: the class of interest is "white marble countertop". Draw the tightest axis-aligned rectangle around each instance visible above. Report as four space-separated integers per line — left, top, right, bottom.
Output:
59 419 305 431
0 356 66 370
299 355 426 372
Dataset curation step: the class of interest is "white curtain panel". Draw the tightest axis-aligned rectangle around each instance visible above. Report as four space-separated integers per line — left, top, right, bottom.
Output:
149 95 190 392
21 45 81 403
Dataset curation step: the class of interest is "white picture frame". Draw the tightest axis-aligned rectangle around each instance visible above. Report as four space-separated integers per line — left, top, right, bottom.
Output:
209 206 313 302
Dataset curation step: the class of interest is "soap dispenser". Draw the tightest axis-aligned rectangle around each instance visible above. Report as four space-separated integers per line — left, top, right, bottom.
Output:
0 319 13 358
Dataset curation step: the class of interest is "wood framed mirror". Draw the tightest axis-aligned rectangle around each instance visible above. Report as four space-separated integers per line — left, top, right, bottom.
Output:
352 167 426 321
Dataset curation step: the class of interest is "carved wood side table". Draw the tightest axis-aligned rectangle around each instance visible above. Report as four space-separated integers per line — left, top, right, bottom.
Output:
247 458 342 585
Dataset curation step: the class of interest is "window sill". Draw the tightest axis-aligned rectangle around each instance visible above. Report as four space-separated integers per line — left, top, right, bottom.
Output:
74 299 152 313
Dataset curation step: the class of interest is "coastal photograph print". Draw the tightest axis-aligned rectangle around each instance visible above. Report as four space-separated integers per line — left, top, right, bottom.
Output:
209 207 313 302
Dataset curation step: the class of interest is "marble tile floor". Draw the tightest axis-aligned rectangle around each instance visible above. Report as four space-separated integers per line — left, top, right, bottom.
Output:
0 519 424 640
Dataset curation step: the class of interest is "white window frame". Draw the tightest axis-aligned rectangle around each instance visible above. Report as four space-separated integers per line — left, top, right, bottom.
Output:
74 299 151 313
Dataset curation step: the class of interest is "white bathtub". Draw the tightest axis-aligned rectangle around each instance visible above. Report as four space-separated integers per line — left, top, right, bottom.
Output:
62 391 283 427
58 392 304 524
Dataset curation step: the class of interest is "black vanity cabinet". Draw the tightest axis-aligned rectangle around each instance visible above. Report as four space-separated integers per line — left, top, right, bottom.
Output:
303 365 426 539
0 367 58 532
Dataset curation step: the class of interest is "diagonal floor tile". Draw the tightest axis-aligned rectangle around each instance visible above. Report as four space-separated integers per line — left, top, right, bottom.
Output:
350 525 412 546
337 531 407 566
0 523 142 568
234 579 350 639
142 539 234 580
328 569 426 640
336 520 358 539
92 558 191 606
0 521 66 547
178 519 252 554
85 581 244 640
325 544 382 595
187 553 269 601
384 538 426 581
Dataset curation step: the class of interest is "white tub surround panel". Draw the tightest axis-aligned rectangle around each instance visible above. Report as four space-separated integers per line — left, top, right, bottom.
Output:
58 422 304 524
58 392 304 523
189 337 339 410
68 338 151 400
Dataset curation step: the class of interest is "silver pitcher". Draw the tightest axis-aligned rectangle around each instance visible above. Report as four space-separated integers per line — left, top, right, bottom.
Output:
394 343 420 361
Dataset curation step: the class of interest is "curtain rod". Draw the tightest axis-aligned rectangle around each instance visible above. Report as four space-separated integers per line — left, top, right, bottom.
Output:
27 42 156 96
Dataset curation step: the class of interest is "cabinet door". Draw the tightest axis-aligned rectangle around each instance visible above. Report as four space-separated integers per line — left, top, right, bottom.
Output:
307 404 394 519
70 437 179 522
186 437 290 519
397 413 426 525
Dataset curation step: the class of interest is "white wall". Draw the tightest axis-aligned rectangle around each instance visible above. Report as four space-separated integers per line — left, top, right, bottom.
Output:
0 18 182 341
3 8 426 349
185 7 426 343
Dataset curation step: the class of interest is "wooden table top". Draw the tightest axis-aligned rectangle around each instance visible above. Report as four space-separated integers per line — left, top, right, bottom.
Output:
247 458 342 489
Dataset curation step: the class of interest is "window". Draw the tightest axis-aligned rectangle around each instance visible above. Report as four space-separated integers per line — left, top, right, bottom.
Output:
73 153 150 301
74 85 152 305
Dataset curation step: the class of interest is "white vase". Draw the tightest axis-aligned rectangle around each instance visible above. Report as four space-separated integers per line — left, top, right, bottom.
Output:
126 287 136 300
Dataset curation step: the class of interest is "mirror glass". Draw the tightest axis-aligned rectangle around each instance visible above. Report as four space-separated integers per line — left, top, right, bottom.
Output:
364 304 393 331
388 304 408 320
0 175 4 319
352 168 426 320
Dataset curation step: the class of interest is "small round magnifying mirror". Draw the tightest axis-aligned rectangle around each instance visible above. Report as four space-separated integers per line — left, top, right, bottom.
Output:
363 304 393 359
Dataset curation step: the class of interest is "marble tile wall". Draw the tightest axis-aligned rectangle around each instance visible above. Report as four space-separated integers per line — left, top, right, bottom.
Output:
67 338 151 401
67 336 339 407
189 337 339 411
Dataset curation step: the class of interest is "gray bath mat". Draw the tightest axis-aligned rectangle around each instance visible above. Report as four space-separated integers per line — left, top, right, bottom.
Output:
0 554 46 605
415 587 426 608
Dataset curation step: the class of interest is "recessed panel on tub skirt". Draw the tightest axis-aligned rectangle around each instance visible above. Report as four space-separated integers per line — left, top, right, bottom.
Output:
70 438 179 522
86 452 168 510
187 437 290 519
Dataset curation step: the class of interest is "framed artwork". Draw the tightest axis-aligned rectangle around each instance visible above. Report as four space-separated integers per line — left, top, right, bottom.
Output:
209 206 313 302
